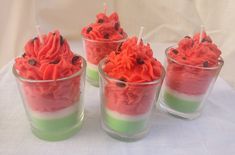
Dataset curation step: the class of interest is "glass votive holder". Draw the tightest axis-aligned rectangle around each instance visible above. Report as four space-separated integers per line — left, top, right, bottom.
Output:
159 47 224 119
13 56 86 141
98 58 165 141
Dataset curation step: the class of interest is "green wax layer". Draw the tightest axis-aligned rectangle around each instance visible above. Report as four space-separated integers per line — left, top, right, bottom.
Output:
86 67 99 86
31 112 83 141
104 112 146 134
164 90 201 113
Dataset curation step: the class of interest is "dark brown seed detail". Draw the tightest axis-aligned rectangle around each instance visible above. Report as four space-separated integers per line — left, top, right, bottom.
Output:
97 19 104 23
203 61 209 67
52 32 56 35
172 49 178 55
22 53 26 58
184 36 191 39
104 33 109 39
86 27 92 34
120 30 123 35
31 37 38 43
114 22 120 30
201 38 212 43
115 51 121 55
60 35 64 45
116 78 126 87
191 40 194 46
72 55 80 65
49 59 60 64
117 42 123 51
136 57 145 65
182 57 186 60
28 59 37 66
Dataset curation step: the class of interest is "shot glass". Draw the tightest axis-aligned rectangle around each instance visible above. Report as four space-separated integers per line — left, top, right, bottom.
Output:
159 47 224 119
13 56 86 141
98 59 165 141
82 37 126 87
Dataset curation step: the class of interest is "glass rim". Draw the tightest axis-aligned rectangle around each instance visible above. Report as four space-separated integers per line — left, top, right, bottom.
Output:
82 36 127 43
98 58 165 86
12 55 87 83
165 46 224 70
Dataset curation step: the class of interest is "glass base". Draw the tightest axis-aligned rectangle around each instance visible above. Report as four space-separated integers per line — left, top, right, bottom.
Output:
101 120 149 142
31 114 84 141
159 101 200 120
86 65 99 87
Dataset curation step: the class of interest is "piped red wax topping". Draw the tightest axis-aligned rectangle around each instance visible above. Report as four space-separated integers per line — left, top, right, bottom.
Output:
81 12 127 41
168 32 221 67
104 37 163 82
15 30 82 80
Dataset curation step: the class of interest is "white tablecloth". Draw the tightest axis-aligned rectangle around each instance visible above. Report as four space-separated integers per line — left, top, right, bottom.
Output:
0 42 235 155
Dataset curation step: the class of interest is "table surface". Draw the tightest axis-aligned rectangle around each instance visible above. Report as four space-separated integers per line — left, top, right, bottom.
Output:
0 42 235 155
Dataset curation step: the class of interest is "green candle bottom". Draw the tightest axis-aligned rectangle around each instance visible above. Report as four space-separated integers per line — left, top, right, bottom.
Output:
163 90 201 113
30 111 84 141
86 65 99 87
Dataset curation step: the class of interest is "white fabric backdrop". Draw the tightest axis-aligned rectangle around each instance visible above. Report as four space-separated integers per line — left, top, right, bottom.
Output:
0 0 234 87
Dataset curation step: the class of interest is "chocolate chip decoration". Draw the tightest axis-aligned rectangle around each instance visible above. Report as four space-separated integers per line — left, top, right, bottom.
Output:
114 22 120 30
115 51 121 55
117 42 123 52
104 33 109 39
86 27 92 34
203 61 209 67
28 59 37 66
31 37 38 43
116 78 126 87
22 53 26 58
172 49 179 55
97 19 104 23
60 35 64 45
184 36 191 39
201 38 212 43
136 57 145 65
72 55 80 65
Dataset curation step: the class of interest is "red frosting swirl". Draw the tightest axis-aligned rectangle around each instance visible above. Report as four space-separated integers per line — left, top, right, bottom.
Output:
102 37 164 115
15 30 82 80
166 32 223 95
104 37 163 82
81 12 127 41
14 30 83 112
168 32 221 67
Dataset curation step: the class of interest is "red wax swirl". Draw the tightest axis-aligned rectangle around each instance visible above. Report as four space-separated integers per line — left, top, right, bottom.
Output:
15 30 82 80
14 30 83 112
104 37 163 82
81 12 127 41
168 32 221 67
81 12 127 65
103 37 163 115
166 32 222 95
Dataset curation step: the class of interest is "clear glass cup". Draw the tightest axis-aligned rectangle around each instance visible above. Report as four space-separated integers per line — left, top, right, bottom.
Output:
98 59 165 141
159 46 224 119
82 37 126 87
12 56 86 141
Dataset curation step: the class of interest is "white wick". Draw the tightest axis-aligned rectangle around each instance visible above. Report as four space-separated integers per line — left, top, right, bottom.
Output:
36 25 44 44
104 2 107 15
199 25 205 43
137 26 144 45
